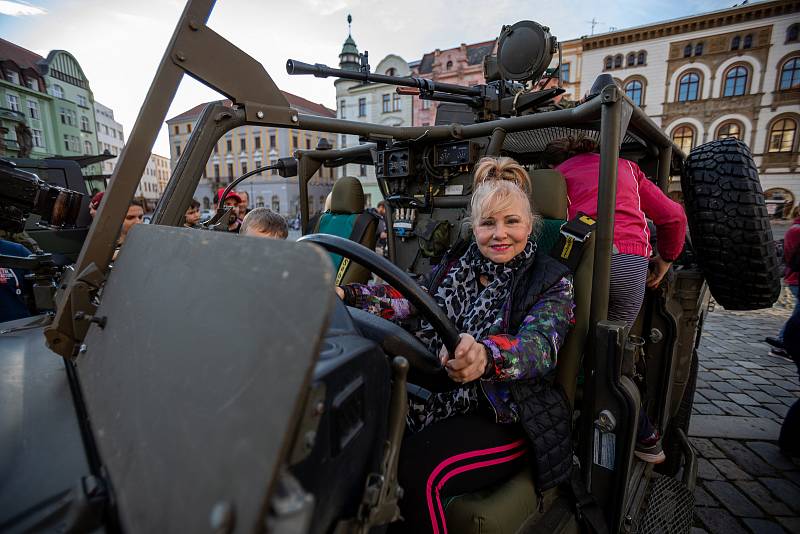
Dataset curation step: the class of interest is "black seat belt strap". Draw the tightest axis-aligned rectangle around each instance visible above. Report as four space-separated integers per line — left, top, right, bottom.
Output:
550 212 596 272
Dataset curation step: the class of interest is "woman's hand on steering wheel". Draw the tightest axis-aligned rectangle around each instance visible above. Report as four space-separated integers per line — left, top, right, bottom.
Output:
335 286 345 300
440 334 491 383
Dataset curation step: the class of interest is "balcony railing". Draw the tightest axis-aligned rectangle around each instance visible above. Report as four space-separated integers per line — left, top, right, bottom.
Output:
0 107 26 122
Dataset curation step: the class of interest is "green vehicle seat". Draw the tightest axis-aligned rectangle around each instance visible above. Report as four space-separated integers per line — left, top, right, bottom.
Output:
444 168 595 533
315 176 378 285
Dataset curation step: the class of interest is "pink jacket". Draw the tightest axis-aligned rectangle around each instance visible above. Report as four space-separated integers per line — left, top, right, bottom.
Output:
556 153 687 261
784 217 800 286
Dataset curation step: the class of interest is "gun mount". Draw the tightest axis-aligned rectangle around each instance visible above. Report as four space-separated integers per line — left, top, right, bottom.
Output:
288 20 563 122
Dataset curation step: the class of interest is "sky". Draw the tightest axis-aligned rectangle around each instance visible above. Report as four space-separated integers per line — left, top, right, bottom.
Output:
1 0 737 156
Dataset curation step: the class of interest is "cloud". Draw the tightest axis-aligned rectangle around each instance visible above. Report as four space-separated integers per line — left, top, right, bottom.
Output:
0 0 46 16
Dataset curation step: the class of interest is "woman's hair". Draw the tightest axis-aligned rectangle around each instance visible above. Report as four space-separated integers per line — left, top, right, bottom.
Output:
543 135 599 166
470 157 536 230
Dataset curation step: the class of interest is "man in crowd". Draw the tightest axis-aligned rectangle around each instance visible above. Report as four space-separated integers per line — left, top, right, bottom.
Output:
238 191 251 217
89 191 104 219
214 188 243 233
766 205 800 357
0 238 31 322
184 198 201 228
239 208 288 240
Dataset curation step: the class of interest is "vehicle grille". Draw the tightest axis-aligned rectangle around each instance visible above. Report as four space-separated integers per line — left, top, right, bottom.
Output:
635 474 694 534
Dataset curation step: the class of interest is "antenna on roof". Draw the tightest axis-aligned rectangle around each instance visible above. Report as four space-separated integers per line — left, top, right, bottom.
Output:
347 14 352 36
586 17 603 35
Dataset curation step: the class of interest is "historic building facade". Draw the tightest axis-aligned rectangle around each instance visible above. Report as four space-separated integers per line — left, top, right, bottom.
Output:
410 39 496 127
576 0 799 203
135 153 170 210
94 100 125 176
167 92 337 217
334 27 412 207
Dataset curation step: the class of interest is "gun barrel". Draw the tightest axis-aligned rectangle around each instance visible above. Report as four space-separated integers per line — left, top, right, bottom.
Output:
286 59 481 98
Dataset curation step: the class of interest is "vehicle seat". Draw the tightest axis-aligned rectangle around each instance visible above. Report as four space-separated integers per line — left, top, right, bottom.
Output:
444 168 594 533
315 176 378 285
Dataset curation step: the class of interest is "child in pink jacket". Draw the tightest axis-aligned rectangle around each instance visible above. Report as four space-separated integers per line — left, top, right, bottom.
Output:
545 136 688 464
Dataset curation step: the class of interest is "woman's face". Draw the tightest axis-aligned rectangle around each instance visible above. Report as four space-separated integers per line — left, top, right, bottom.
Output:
474 195 532 264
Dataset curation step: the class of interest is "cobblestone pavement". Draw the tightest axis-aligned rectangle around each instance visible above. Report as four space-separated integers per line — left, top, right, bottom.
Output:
689 298 800 534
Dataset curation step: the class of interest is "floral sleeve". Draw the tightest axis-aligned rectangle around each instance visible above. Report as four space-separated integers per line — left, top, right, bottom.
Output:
481 275 575 382
342 283 415 321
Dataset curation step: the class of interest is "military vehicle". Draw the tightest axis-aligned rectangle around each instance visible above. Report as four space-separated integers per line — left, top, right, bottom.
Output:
0 1 781 533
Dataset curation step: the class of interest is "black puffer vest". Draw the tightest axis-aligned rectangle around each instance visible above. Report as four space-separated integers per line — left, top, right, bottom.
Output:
428 242 574 500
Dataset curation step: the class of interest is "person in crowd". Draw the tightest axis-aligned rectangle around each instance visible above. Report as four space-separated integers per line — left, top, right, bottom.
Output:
89 191 104 219
337 157 574 533
238 191 251 217
0 238 32 322
214 188 243 233
183 198 201 228
779 311 800 458
766 205 800 358
375 200 388 256
111 200 145 262
239 208 289 240
544 135 687 464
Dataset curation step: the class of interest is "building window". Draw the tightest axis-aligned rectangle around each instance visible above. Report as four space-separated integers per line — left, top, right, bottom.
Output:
743 34 752 49
560 63 570 82
254 136 261 149
386 67 396 76
63 134 79 152
787 24 799 43
31 129 43 148
392 93 401 112
270 159 278 175
240 137 246 151
292 135 298 149
604 56 613 70
341 134 347 148
340 99 346 119
256 196 264 208
80 115 91 132
255 159 262 173
6 94 22 113
269 134 276 148
27 100 40 120
25 78 38 91
446 60 453 70
683 44 692 58
51 84 63 98
175 144 181 156
272 195 280 212
358 97 366 117
731 36 741 50
77 95 88 107
627 53 635 67
213 144 219 154
226 139 232 152
422 98 431 110
359 164 367 176
174 125 179 135
637 51 647 65
187 123 192 133
5 71 19 84
382 94 390 113
614 54 623 68
624 80 643 106
723 66 748 97
241 161 248 175
716 121 742 140
672 125 695 153
694 42 704 56
779 58 800 91
306 138 311 149
768 118 797 153
677 72 700 102
214 164 220 178
84 140 92 154
227 163 234 178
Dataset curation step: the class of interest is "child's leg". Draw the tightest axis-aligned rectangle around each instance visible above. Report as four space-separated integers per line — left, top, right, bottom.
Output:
608 253 649 328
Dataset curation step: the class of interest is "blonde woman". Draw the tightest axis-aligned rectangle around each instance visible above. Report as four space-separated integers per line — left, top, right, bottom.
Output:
337 157 574 533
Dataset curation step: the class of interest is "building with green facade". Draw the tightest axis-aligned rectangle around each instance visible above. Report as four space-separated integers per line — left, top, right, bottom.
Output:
0 39 101 176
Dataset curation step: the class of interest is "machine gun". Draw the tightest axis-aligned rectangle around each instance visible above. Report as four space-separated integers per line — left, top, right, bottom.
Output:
288 20 565 122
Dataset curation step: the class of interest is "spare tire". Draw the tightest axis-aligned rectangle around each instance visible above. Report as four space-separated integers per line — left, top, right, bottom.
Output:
682 138 781 310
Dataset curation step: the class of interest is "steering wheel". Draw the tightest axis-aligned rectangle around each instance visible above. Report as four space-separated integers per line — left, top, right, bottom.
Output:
298 233 461 378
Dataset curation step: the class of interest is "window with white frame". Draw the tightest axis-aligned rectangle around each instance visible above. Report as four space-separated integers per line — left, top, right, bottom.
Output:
382 94 390 113
25 78 38 91
392 93 401 112
80 115 91 132
27 99 39 119
6 93 19 112
51 84 64 98
560 63 570 82
31 129 43 148
5 71 19 84
77 95 88 107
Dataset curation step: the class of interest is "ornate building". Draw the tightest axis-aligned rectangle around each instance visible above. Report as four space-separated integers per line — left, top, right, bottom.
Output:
94 101 124 176
334 17 413 206
166 93 337 217
575 0 799 205
410 39 496 126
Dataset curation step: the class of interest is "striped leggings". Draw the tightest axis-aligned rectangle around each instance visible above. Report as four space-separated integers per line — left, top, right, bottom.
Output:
608 253 650 328
391 414 527 533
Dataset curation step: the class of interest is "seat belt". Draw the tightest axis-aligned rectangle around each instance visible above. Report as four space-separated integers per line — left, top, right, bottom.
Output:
550 213 597 272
